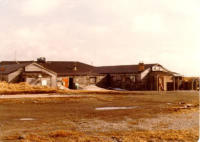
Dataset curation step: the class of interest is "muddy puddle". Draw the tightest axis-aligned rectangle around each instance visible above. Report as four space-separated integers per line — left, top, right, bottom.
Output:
95 106 138 110
19 118 35 121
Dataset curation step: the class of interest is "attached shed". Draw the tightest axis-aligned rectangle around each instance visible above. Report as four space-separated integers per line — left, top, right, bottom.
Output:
181 77 199 90
0 63 28 83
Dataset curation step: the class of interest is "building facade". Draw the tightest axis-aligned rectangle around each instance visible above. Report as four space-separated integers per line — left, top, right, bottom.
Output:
0 58 198 91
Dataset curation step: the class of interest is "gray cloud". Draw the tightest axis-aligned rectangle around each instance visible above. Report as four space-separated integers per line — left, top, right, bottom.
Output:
0 0 199 76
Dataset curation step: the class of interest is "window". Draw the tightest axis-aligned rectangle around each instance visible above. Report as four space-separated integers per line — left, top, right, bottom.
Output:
42 80 47 86
89 77 96 84
116 75 121 81
130 75 135 82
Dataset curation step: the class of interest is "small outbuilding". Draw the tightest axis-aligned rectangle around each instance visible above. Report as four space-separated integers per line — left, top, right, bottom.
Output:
0 63 28 83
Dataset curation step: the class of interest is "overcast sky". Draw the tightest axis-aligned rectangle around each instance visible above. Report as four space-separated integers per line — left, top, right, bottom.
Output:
0 0 199 76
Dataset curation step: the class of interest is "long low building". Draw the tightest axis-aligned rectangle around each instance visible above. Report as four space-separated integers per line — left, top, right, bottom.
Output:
0 58 199 91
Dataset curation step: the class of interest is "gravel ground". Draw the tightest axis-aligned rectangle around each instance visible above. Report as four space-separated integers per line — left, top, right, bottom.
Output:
136 110 199 130
0 93 198 141
62 110 199 132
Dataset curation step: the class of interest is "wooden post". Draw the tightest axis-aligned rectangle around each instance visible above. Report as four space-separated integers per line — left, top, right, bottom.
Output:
177 77 179 90
157 75 159 91
173 77 176 91
191 79 194 90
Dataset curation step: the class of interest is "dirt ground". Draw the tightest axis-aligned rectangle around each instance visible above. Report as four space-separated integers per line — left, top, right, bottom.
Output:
0 91 199 142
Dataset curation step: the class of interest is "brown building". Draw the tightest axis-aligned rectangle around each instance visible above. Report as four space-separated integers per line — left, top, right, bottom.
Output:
0 58 198 91
95 63 183 91
181 77 199 90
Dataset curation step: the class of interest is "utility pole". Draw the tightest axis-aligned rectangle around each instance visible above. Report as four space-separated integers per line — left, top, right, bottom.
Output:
14 50 16 62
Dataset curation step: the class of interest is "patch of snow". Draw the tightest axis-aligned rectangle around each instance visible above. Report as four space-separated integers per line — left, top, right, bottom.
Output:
82 85 107 91
112 88 127 91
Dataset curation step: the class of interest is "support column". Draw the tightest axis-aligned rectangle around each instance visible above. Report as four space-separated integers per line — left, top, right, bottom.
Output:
191 80 194 90
173 77 176 91
177 77 179 90
156 75 159 91
196 79 198 90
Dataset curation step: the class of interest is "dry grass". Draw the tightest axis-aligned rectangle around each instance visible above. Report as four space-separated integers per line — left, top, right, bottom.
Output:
5 129 198 142
117 129 198 142
0 82 138 95
49 130 83 138
0 82 56 94
21 134 52 142
0 81 199 95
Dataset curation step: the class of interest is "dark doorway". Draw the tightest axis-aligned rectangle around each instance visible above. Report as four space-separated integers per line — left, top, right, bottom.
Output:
106 74 111 88
69 78 74 89
167 82 173 91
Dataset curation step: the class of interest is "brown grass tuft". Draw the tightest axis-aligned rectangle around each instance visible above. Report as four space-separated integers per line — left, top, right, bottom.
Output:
49 130 83 138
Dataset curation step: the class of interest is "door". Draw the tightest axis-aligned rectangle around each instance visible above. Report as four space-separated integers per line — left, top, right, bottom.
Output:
62 78 69 88
69 78 74 89
167 82 173 91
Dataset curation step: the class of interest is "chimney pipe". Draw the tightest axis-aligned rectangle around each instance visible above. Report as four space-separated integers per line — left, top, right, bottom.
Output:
138 62 145 72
